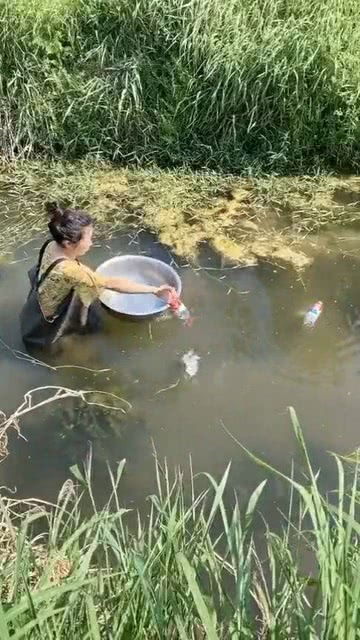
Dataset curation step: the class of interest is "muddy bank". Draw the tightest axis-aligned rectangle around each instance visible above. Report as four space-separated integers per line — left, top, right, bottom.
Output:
1 162 360 269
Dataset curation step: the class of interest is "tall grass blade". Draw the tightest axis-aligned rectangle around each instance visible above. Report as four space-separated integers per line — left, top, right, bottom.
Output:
176 552 219 640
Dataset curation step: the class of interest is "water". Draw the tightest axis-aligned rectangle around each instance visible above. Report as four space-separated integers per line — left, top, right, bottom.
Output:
1 227 360 520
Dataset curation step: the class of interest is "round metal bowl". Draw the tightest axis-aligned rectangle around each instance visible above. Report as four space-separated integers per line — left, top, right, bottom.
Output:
96 255 181 319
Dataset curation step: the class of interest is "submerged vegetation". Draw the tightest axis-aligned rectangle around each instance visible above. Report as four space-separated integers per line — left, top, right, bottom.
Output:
0 409 359 638
1 0 360 172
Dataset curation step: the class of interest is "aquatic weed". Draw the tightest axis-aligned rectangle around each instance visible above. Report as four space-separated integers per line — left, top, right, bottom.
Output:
2 161 360 268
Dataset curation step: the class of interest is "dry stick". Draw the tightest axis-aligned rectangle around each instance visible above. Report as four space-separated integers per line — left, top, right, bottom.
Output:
5 386 131 419
8 257 30 265
192 265 251 272
192 266 250 296
0 337 111 374
55 365 111 373
127 228 145 246
0 385 132 462
154 378 180 395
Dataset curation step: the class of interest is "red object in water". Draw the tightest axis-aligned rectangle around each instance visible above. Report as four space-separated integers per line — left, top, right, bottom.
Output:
166 289 193 326
167 289 181 311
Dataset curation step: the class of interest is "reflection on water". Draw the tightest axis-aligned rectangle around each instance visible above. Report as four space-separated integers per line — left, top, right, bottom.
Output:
1 229 360 517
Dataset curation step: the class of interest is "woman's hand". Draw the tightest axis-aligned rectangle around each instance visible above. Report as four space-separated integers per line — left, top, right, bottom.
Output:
154 284 175 298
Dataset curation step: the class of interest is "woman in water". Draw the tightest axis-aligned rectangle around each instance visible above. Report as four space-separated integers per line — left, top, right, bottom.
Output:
20 202 172 349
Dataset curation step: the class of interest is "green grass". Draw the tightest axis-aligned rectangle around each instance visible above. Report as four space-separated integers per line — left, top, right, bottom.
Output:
1 409 360 638
1 0 360 171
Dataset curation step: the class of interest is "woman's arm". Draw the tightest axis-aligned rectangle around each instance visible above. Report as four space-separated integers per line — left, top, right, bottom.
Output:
104 276 172 297
60 262 173 308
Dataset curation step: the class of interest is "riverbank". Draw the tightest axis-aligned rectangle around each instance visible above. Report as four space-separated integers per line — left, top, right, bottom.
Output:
2 0 360 172
1 161 360 269
0 410 358 638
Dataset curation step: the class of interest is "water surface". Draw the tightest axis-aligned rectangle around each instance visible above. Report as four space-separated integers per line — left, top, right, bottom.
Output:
1 227 360 520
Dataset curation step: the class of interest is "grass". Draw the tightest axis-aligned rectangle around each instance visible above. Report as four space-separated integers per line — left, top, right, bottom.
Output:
2 161 360 269
0 408 360 638
1 0 360 172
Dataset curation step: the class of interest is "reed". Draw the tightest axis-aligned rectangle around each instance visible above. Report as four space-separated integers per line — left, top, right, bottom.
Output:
1 0 360 171
0 409 359 638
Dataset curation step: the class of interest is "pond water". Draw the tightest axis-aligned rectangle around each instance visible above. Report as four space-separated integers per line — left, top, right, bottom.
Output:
1 227 360 521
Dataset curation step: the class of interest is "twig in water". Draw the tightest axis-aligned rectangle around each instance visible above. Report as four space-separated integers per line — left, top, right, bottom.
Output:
193 268 250 296
127 228 145 246
8 257 30 265
0 337 56 370
154 379 180 395
0 385 131 462
148 323 153 341
55 365 111 373
0 337 111 374
192 265 251 272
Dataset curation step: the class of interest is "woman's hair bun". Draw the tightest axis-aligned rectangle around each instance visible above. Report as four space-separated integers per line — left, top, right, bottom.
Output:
45 201 63 219
46 200 93 245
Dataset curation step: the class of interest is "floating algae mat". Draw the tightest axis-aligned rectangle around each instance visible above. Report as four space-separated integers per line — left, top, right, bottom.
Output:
3 164 360 267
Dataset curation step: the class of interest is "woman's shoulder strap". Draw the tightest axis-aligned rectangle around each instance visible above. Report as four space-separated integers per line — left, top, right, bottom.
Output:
37 239 53 266
37 258 66 289
34 239 53 284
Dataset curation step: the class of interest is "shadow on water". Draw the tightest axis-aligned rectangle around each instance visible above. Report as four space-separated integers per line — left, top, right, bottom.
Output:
1 228 360 521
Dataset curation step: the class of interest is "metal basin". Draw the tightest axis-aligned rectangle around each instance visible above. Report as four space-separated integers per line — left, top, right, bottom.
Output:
96 255 181 319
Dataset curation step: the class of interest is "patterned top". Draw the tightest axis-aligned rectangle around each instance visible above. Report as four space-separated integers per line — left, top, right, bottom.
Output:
38 243 107 319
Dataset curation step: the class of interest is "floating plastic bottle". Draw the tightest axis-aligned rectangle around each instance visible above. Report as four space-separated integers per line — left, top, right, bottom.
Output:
304 301 323 327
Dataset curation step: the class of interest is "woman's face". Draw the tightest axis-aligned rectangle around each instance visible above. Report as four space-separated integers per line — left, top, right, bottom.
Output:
73 224 94 256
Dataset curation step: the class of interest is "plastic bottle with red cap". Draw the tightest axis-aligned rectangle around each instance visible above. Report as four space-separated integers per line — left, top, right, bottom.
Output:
166 289 193 326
